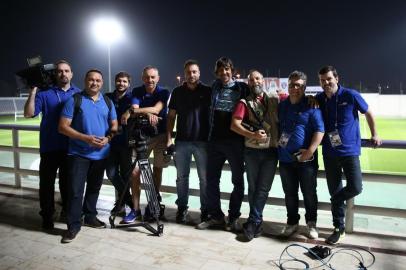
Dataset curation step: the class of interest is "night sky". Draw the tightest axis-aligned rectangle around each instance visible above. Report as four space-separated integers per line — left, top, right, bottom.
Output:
1 0 405 95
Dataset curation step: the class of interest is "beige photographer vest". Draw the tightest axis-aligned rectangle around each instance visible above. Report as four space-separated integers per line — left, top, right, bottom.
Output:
241 94 279 149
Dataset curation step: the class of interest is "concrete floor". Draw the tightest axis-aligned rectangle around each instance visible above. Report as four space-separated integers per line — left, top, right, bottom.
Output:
0 185 405 270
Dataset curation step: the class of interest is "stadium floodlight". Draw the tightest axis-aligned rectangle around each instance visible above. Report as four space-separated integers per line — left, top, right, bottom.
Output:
91 17 125 92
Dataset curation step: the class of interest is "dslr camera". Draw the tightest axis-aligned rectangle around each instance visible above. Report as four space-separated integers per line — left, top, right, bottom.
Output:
15 56 56 90
241 119 263 132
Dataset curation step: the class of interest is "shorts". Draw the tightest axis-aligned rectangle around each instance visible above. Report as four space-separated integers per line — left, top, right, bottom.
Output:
132 133 171 168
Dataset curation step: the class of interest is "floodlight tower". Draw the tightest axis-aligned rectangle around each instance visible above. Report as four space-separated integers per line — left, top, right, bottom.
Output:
91 17 124 92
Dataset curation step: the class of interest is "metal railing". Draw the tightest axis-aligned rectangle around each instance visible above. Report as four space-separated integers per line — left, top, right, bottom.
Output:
0 123 405 233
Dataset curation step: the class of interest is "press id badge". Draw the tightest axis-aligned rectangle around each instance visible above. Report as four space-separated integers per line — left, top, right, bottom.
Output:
328 130 343 147
278 132 291 148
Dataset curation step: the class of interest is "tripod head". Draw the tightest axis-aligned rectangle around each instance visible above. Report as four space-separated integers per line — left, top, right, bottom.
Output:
127 114 158 160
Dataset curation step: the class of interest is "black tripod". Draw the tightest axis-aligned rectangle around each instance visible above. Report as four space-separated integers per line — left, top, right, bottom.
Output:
109 129 164 236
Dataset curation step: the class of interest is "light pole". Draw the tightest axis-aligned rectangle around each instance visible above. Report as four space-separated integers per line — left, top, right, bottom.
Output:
91 17 124 92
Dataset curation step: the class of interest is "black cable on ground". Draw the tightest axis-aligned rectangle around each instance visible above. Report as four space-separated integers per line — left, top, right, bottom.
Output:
274 243 376 270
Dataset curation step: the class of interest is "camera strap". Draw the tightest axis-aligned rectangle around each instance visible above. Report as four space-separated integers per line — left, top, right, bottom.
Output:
245 99 265 129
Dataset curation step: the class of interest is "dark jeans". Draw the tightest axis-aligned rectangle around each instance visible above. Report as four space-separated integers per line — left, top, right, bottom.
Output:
67 155 106 232
279 159 318 225
105 145 133 208
323 155 363 229
39 151 69 220
245 147 278 224
206 139 245 220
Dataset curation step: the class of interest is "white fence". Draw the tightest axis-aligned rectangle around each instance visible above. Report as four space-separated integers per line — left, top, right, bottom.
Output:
1 95 405 119
0 124 405 234
0 97 26 120
362 94 406 118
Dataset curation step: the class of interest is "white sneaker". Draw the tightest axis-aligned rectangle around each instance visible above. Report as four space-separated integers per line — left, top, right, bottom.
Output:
280 224 299 238
307 221 318 239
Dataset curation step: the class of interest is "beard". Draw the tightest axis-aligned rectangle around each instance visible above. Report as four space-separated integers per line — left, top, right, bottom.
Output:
58 76 69 85
252 85 264 96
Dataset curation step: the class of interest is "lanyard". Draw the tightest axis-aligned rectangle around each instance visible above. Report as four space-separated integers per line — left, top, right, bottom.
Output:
325 94 338 130
282 103 299 133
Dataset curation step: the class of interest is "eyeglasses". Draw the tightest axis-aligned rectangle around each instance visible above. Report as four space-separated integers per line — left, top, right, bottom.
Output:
288 83 305 89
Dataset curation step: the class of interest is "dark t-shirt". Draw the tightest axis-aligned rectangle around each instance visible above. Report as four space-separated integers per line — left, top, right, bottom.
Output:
106 89 132 146
210 81 249 141
169 82 211 142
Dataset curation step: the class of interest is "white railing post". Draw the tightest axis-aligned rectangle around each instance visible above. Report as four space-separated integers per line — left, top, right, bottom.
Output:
12 99 17 122
12 128 21 188
345 198 355 233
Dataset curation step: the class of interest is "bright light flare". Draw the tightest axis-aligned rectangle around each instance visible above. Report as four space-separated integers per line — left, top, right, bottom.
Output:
91 17 124 45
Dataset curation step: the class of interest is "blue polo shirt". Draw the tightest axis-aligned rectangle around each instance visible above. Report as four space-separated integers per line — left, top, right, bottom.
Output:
278 97 325 163
61 92 117 160
131 85 170 134
316 85 368 157
33 85 80 153
106 89 132 146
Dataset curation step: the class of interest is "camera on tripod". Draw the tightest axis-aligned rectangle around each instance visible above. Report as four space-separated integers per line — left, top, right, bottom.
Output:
127 113 158 148
15 56 56 90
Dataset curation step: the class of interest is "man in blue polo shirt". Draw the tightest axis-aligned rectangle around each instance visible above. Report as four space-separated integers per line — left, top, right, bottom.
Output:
105 71 134 215
316 66 382 244
24 60 80 230
59 69 117 243
278 71 324 240
121 66 170 223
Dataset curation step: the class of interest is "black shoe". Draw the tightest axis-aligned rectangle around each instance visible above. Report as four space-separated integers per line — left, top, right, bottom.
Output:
83 217 107 229
243 221 263 241
200 211 209 223
196 217 225 230
325 227 345 245
144 203 166 222
61 229 79 243
225 217 242 232
110 201 126 216
41 219 54 230
176 206 188 224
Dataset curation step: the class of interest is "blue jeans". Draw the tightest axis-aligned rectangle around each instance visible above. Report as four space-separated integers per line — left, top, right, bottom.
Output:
323 155 363 229
105 145 133 207
174 141 208 213
279 158 318 225
67 155 106 232
206 139 245 220
245 147 278 224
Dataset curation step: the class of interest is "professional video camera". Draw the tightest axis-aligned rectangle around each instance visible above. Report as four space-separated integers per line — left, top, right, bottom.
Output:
15 56 56 90
127 114 158 149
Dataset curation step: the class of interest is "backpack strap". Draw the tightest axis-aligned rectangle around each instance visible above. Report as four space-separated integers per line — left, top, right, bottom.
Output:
102 94 112 113
72 91 84 123
72 92 113 123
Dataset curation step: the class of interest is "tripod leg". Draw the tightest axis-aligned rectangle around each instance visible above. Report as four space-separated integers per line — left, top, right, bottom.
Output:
109 158 138 228
139 160 161 224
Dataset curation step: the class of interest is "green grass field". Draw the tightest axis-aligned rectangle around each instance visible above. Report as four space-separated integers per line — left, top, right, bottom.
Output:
0 115 405 175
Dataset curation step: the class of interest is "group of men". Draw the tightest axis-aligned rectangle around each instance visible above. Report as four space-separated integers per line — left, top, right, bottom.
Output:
25 57 381 245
